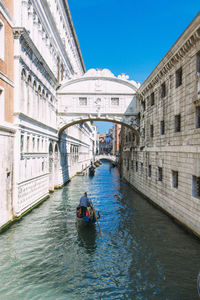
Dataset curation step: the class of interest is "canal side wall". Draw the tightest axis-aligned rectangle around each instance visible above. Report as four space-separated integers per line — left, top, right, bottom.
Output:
120 14 200 238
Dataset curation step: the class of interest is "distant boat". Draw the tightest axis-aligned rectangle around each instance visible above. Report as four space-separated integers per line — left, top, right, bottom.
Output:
112 157 119 167
89 166 95 176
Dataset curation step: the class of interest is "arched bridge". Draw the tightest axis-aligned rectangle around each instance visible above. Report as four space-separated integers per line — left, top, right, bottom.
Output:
95 154 117 163
57 68 141 135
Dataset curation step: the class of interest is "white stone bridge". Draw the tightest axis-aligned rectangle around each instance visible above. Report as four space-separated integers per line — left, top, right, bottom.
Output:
57 68 141 135
95 154 117 162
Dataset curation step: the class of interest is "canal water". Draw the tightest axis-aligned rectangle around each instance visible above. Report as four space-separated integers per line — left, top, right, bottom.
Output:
0 161 199 300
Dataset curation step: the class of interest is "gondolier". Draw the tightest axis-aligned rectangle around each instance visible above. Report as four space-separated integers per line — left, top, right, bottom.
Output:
79 192 91 216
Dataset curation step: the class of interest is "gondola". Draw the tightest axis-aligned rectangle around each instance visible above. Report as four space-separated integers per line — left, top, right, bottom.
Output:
89 166 95 176
76 206 100 225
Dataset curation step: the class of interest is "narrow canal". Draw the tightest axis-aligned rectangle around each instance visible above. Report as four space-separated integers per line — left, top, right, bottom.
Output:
0 161 199 299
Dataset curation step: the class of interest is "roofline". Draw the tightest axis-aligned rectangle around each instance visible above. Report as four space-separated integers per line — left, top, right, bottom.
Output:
62 0 86 73
58 76 138 92
138 12 200 93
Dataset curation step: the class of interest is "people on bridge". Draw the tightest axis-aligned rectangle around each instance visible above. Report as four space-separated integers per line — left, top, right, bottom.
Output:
79 192 92 217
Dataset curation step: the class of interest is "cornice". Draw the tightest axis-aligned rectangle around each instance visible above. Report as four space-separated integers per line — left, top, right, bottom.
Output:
61 0 86 73
0 1 13 26
0 71 14 87
35 0 74 74
13 27 58 88
138 12 200 95
58 76 138 93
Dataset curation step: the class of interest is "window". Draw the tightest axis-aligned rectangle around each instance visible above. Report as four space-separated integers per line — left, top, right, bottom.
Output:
195 106 200 128
150 124 154 138
196 51 200 73
0 88 4 121
20 135 24 152
148 165 152 177
27 136 30 152
192 176 200 199
111 98 119 106
176 67 182 88
131 160 134 169
0 20 4 60
172 170 178 188
158 167 163 181
161 82 166 98
150 92 155 106
32 137 35 151
175 114 181 132
160 120 165 135
140 162 143 175
141 128 145 138
136 161 138 172
79 97 87 106
141 100 146 111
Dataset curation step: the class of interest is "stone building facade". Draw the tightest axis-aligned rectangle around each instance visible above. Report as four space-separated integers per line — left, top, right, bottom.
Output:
120 13 200 237
0 0 15 228
0 0 96 230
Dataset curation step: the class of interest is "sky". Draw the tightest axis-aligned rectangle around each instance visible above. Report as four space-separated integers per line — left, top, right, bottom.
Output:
68 0 200 133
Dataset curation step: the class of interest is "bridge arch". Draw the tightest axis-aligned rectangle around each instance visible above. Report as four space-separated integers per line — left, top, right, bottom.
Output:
58 117 139 137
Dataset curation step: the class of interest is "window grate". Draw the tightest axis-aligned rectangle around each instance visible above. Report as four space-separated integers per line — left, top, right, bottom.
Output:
172 170 178 188
192 176 200 198
158 167 163 181
175 114 181 132
176 67 182 88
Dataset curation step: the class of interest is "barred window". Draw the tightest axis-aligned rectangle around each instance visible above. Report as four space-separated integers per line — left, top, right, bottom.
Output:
176 67 182 88
140 162 143 175
160 120 165 135
175 114 181 132
148 165 152 177
141 100 146 111
150 124 154 138
161 82 166 98
172 170 178 188
192 176 200 199
195 106 200 128
141 128 145 138
79 97 87 106
196 51 200 73
131 160 134 169
158 167 163 181
0 20 4 60
150 92 155 106
111 98 119 106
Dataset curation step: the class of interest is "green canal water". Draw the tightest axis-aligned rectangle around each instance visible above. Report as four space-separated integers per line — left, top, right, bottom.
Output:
0 161 199 299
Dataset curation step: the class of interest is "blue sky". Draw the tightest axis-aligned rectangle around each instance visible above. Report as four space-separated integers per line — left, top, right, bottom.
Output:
68 0 200 133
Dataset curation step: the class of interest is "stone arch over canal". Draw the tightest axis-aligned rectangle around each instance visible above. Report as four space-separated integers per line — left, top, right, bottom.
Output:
57 68 141 136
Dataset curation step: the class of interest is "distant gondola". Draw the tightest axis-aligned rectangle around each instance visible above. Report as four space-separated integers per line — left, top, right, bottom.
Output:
89 166 95 176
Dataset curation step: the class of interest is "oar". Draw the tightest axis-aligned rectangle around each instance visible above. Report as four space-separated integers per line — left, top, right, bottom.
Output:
91 201 101 233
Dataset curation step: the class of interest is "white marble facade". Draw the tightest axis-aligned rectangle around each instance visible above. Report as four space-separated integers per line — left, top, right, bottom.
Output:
10 0 92 220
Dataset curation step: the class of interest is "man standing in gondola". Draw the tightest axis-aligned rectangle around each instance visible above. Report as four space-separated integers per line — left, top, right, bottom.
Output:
79 192 91 217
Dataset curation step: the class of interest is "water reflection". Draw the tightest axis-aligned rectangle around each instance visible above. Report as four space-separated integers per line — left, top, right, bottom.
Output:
76 223 97 255
0 161 199 300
